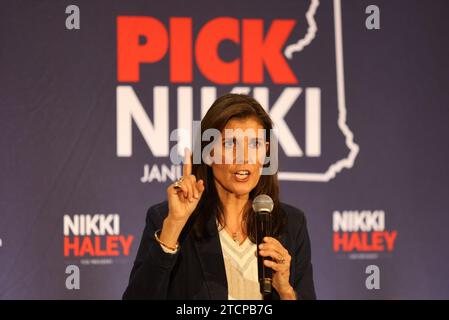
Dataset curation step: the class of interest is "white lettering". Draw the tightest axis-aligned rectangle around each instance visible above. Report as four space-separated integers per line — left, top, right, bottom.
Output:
63 214 120 236
116 86 169 157
333 210 385 232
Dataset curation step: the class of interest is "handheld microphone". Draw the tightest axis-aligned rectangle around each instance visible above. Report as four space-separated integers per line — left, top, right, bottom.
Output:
252 194 274 297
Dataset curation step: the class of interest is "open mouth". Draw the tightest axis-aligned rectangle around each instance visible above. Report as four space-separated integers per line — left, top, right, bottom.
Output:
234 170 250 180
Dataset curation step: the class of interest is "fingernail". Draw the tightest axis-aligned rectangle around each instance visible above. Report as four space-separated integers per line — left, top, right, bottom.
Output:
259 244 264 249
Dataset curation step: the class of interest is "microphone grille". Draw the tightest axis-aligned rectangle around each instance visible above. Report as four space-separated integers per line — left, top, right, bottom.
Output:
252 194 274 213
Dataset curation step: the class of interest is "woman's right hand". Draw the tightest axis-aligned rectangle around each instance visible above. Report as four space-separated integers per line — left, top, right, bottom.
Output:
166 148 205 223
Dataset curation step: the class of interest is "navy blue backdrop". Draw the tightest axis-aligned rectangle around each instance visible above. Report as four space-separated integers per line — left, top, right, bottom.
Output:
1 0 448 299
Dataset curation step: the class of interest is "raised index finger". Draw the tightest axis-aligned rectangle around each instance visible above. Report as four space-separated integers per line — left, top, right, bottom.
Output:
183 147 192 176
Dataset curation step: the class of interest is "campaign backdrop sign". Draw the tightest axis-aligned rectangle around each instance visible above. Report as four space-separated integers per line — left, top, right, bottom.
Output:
1 0 448 299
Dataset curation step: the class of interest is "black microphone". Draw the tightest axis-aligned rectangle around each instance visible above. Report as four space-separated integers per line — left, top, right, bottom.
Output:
252 194 274 297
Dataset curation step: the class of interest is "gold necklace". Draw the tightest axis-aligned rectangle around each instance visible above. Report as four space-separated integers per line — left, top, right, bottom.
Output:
225 225 243 244
222 207 246 244
231 231 240 243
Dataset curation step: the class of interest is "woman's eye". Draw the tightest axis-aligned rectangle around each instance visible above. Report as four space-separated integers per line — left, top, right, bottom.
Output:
249 140 261 148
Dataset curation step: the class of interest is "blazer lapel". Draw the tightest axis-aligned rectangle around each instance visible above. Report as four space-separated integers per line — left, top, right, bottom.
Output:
192 215 228 300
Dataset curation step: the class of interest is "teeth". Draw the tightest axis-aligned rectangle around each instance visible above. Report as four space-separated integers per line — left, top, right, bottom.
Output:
235 170 249 176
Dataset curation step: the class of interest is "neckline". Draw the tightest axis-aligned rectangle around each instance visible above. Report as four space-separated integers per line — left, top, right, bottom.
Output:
219 226 250 248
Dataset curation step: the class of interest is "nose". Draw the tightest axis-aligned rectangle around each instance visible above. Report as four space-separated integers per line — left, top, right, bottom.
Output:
234 138 254 165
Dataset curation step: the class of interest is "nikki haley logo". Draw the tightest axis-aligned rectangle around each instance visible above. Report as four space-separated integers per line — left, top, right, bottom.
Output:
63 214 134 258
333 210 398 253
115 0 359 183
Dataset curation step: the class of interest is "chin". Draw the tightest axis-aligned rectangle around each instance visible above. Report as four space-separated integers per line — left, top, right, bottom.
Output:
228 182 256 196
232 188 252 196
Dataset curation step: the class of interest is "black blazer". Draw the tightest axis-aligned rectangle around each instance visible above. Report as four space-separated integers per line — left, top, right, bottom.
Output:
123 201 316 300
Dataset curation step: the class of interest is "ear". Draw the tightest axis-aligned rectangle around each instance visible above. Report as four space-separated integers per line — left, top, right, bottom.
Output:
261 142 270 167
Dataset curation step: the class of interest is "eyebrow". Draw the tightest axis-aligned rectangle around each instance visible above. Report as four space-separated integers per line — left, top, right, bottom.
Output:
221 137 265 141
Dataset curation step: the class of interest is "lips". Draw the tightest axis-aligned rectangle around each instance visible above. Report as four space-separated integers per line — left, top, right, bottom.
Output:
234 170 250 182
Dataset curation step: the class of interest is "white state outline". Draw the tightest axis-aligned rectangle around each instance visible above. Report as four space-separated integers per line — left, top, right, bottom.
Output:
279 0 359 182
284 0 320 58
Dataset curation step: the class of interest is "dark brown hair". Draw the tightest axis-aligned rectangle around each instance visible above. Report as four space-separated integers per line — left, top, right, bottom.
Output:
190 93 286 242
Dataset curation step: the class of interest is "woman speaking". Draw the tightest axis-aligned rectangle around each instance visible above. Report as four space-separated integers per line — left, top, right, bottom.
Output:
123 94 316 300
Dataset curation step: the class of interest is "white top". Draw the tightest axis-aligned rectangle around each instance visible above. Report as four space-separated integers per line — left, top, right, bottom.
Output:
218 226 262 300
